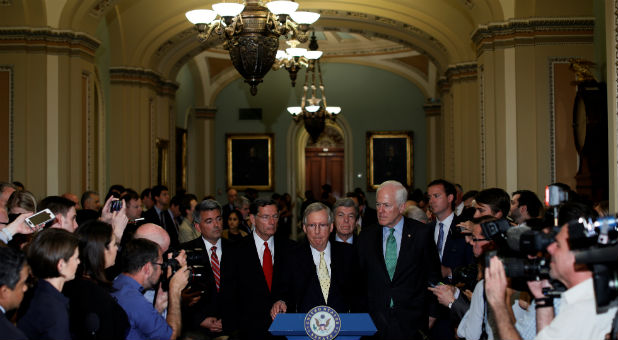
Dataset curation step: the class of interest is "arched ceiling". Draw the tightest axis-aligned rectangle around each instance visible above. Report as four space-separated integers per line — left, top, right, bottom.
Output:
53 0 506 80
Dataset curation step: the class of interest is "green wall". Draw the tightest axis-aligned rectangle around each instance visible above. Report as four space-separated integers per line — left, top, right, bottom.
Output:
208 63 427 205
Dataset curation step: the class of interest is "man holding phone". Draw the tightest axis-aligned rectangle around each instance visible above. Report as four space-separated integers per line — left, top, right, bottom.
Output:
38 196 78 232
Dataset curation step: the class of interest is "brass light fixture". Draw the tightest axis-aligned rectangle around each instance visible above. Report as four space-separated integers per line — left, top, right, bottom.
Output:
272 33 322 86
287 47 341 142
185 0 319 95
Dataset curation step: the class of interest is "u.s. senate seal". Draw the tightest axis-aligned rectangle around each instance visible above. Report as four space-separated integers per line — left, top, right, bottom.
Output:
303 305 341 340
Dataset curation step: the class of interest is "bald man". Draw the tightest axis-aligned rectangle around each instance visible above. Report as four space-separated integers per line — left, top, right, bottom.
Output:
135 223 171 252
61 193 80 210
132 223 175 317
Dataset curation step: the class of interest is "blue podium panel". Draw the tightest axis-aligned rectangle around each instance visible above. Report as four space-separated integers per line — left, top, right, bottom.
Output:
269 313 377 340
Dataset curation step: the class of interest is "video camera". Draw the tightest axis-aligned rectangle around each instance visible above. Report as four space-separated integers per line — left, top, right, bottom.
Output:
160 248 210 291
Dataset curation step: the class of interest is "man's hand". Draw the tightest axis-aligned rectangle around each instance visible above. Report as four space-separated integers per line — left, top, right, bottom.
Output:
169 265 190 295
428 284 456 307
200 317 223 332
484 256 508 309
527 279 552 299
174 249 188 269
3 213 41 237
270 300 287 320
181 289 202 307
111 200 128 241
100 196 116 224
154 284 168 314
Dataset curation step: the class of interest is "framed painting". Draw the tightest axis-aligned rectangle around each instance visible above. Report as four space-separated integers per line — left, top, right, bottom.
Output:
366 131 413 190
226 133 274 190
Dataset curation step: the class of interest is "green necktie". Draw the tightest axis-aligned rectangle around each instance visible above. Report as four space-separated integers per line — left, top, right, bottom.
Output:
385 228 397 280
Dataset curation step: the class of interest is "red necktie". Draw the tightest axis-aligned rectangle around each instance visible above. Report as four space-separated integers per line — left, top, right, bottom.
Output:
210 246 220 291
262 241 273 291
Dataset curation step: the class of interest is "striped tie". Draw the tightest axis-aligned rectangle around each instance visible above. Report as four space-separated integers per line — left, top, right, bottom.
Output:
210 246 220 291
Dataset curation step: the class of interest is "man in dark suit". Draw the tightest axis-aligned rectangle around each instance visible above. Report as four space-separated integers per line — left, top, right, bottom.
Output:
0 247 29 340
357 180 441 340
271 202 363 318
426 179 474 340
348 190 377 231
222 199 295 340
329 197 359 245
180 199 230 338
143 185 179 249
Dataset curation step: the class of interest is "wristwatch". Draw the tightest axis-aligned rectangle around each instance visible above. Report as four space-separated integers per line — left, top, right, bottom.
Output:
448 299 454 309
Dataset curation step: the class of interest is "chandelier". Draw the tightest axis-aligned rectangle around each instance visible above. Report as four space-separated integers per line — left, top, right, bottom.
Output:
287 57 341 142
185 0 320 95
272 33 322 86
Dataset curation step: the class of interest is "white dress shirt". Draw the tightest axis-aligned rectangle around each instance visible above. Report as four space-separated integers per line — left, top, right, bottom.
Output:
202 237 222 267
309 242 332 276
253 231 274 266
535 278 617 340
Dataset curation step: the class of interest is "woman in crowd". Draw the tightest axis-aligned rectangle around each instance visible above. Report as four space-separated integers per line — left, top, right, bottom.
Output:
17 228 79 340
63 220 129 339
222 209 248 241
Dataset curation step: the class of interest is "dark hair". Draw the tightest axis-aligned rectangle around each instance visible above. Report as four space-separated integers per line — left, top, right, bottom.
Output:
122 189 140 205
193 199 222 223
140 188 152 200
345 192 365 207
462 190 479 202
75 220 114 285
475 188 510 218
151 185 168 199
80 191 99 209
227 209 243 223
427 179 457 211
180 194 198 218
12 181 24 191
250 199 277 215
170 195 182 207
409 188 425 203
27 228 78 279
39 196 76 218
513 190 543 219
119 238 160 274
0 247 26 289
558 201 598 227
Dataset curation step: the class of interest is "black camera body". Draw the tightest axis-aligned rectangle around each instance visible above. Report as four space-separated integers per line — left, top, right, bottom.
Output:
160 248 210 291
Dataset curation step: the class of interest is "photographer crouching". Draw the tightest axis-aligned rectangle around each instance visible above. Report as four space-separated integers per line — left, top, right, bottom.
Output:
485 202 618 340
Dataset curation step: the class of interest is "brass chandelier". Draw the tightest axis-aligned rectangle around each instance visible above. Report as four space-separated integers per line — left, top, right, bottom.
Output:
272 33 322 87
185 0 319 95
287 56 341 142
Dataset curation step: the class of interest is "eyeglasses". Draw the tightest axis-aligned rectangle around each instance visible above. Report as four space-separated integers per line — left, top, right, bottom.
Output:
471 237 489 242
151 262 164 267
257 214 279 221
306 223 330 230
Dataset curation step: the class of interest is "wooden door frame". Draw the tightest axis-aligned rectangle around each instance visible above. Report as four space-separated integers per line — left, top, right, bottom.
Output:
285 117 354 239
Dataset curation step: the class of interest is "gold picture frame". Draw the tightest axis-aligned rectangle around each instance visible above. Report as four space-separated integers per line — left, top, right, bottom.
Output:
226 133 274 191
367 131 414 190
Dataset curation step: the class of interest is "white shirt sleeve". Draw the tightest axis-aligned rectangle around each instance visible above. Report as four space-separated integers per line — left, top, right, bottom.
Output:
457 280 487 340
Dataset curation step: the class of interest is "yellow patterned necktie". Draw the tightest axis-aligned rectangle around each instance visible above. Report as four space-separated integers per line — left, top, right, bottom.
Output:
318 251 330 303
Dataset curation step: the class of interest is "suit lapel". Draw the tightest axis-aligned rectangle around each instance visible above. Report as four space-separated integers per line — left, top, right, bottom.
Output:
393 219 416 281
373 226 391 282
248 237 270 293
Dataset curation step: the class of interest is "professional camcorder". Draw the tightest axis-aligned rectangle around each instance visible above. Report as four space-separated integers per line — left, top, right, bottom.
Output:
160 248 210 291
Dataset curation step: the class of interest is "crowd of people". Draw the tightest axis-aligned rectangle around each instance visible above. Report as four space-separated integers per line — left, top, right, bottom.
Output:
0 179 615 340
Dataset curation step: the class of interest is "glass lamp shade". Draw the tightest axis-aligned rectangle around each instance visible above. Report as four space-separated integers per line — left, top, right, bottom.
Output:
275 50 288 60
185 9 218 24
286 47 307 57
287 106 302 115
326 106 341 114
305 105 320 112
212 3 245 17
266 0 299 15
304 50 323 59
290 11 320 24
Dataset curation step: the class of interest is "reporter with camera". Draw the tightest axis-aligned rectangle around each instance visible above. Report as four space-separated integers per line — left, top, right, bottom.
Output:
111 238 190 340
485 206 617 339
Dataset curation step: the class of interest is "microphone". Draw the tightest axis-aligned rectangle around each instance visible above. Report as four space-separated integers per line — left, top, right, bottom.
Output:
85 312 100 339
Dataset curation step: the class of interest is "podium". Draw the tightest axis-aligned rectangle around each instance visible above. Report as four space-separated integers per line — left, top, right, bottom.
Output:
269 313 377 340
